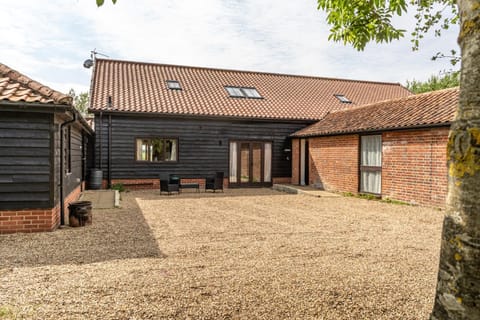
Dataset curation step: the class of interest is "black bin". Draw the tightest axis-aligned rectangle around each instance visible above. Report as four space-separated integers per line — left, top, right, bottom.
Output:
69 201 93 227
88 169 103 190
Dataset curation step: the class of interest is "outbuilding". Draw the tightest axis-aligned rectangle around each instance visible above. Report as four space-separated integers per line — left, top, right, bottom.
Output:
291 87 458 206
0 63 93 233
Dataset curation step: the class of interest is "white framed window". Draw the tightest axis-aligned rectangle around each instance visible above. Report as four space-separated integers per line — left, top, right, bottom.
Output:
360 135 382 194
135 138 178 162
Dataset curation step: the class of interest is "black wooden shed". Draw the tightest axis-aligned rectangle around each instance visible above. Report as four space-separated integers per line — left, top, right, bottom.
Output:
0 63 93 233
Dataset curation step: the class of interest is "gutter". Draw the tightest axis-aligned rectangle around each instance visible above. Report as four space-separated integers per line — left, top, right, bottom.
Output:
59 111 76 226
87 109 319 124
290 122 453 139
1 101 94 135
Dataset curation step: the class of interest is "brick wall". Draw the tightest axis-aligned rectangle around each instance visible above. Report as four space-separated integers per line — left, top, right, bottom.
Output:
111 178 159 190
0 208 57 234
308 135 360 193
293 128 449 207
272 177 291 184
382 128 449 206
110 177 230 190
112 177 286 189
0 185 82 234
291 139 300 185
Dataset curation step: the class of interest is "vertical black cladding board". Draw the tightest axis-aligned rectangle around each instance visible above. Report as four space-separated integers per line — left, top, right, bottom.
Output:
0 112 53 209
92 114 311 179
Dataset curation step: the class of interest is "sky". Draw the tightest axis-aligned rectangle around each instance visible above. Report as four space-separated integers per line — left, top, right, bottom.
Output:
1 0 459 95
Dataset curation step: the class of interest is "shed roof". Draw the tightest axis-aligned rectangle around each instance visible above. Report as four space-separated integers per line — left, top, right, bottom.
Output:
292 87 458 137
0 63 72 105
89 58 411 121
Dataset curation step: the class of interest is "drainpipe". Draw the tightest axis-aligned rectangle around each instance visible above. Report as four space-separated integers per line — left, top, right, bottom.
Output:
107 96 112 189
81 134 87 192
59 111 76 226
98 111 103 170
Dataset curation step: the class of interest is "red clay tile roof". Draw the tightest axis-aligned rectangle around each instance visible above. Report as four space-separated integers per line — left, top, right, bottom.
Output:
0 62 72 105
89 58 412 120
292 87 458 137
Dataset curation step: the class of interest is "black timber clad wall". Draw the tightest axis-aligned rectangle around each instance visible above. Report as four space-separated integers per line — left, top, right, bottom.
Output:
93 115 309 179
66 126 84 195
54 117 83 204
0 112 52 209
53 119 85 203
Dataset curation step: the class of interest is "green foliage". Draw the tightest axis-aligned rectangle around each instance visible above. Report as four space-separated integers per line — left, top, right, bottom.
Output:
317 0 408 50
68 89 89 116
381 198 411 205
317 0 458 53
343 192 411 205
96 0 117 6
0 305 15 319
406 71 459 93
411 0 458 51
432 49 461 66
111 183 125 192
357 193 380 200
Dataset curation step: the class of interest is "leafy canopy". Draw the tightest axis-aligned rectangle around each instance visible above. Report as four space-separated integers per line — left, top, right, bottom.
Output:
68 89 89 116
317 0 458 51
406 71 459 93
96 0 117 7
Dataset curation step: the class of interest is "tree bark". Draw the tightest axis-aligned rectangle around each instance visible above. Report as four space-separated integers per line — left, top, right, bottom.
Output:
430 1 480 319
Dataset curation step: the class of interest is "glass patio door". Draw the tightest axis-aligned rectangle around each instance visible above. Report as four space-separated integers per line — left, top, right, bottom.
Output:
229 141 272 186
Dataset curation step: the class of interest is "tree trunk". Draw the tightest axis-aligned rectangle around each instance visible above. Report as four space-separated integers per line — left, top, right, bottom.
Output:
430 1 480 319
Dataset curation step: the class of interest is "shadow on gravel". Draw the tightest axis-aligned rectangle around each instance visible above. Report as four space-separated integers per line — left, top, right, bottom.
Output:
0 196 164 268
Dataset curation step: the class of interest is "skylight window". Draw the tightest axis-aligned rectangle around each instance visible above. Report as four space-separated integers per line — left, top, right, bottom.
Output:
166 80 182 90
242 87 262 98
225 86 244 97
334 94 352 103
225 86 262 99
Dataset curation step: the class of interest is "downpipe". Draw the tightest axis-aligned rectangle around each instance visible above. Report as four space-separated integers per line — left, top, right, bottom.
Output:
59 112 76 226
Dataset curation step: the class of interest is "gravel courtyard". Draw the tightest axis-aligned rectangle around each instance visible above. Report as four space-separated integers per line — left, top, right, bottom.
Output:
0 189 444 319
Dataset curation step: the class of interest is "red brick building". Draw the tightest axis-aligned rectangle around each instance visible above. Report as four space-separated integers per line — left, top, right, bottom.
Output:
291 87 458 207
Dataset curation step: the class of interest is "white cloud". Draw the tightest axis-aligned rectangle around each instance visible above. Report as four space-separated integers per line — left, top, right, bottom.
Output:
0 0 460 95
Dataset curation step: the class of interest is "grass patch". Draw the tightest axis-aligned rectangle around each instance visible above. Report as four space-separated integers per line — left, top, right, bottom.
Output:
342 192 411 206
381 198 411 206
0 305 15 319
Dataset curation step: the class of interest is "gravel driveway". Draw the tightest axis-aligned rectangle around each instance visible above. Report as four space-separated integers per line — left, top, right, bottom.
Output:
0 189 443 319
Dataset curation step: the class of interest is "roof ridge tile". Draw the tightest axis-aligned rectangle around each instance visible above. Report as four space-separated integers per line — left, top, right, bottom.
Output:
90 58 412 120
95 58 406 87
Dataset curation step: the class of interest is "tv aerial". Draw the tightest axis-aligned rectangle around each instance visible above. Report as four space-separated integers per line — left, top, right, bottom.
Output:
83 49 109 69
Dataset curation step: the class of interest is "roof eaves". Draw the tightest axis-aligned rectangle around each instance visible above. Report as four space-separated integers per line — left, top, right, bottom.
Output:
0 100 94 134
291 121 452 138
87 108 319 123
